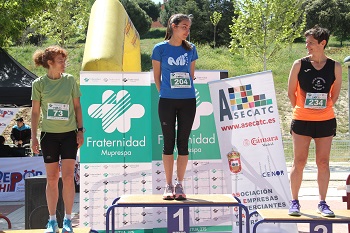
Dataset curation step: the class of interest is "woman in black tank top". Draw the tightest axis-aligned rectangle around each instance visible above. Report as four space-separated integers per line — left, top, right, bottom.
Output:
287 26 342 217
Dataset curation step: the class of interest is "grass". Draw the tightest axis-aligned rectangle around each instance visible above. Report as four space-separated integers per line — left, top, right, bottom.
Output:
4 28 350 137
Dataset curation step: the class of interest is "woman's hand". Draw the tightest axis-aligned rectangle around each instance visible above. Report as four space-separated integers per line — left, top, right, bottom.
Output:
76 131 84 148
31 137 40 154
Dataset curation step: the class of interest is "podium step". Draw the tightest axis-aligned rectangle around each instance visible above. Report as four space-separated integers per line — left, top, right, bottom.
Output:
0 228 91 233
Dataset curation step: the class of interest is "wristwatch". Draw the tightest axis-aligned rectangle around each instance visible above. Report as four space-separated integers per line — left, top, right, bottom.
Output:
77 127 86 133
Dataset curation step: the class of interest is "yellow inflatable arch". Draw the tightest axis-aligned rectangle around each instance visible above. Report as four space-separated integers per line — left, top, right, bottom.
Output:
81 0 141 72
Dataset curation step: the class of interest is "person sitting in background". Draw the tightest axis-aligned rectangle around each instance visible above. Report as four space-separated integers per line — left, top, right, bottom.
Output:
0 135 14 157
0 135 24 158
10 117 31 147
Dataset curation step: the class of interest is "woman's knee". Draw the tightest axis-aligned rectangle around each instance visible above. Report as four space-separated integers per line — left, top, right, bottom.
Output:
316 158 330 169
292 158 307 169
46 173 59 184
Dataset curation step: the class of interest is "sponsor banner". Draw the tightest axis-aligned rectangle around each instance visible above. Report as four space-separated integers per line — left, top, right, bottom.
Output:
0 108 20 134
80 72 152 231
80 163 153 230
208 71 297 233
80 72 151 163
0 157 45 201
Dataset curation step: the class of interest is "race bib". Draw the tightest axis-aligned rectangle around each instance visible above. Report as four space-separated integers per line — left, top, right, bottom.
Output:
304 92 327 109
47 103 69 120
170 72 191 88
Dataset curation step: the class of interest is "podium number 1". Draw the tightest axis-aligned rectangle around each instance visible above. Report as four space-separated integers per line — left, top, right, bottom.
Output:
168 206 189 233
173 208 184 231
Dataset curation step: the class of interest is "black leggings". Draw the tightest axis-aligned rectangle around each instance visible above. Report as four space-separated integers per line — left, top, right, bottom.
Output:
158 98 196 155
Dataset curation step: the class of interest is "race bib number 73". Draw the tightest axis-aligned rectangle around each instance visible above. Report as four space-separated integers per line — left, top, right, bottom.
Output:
47 103 69 120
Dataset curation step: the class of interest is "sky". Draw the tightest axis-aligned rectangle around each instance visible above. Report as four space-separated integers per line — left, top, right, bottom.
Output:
152 0 163 4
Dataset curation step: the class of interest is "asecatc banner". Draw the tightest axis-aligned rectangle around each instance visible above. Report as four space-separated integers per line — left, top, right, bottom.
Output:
208 71 297 233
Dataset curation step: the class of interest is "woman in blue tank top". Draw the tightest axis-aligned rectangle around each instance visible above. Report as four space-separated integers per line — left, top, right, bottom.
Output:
152 13 198 200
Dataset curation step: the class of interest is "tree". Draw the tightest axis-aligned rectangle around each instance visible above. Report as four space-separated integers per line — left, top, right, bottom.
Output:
28 0 91 47
159 0 235 46
210 11 222 47
0 0 48 46
135 0 160 22
159 0 212 44
230 0 306 70
304 0 350 46
120 0 152 36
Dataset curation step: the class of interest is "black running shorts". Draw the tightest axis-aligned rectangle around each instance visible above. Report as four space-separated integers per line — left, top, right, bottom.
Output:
290 118 336 138
40 130 78 163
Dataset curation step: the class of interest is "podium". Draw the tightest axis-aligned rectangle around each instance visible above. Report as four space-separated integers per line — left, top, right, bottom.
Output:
105 194 249 233
251 209 350 233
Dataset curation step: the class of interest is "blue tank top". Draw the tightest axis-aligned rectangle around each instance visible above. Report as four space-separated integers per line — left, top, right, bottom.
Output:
151 41 198 99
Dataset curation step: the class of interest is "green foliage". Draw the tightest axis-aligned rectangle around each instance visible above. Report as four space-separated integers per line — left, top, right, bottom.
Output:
135 0 160 21
120 0 152 36
210 11 222 47
304 0 350 46
0 0 48 46
230 0 306 70
27 0 91 47
159 0 235 46
4 29 349 134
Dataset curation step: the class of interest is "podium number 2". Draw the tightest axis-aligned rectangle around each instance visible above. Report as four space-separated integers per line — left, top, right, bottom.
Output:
173 208 184 231
314 225 327 232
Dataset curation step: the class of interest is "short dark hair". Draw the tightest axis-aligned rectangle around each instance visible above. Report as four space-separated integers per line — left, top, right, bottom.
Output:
15 117 24 122
304 26 330 49
0 135 5 144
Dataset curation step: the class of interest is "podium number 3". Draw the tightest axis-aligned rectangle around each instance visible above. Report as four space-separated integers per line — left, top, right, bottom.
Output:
173 208 184 231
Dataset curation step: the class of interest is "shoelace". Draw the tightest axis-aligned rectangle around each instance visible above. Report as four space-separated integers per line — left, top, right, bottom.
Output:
319 203 331 211
175 184 184 194
290 201 300 209
165 185 173 193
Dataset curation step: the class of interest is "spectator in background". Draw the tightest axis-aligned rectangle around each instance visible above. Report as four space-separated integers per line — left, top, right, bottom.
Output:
10 117 31 147
0 135 24 158
0 135 14 157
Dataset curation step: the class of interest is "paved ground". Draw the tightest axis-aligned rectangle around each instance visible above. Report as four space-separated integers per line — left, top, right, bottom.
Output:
0 162 349 232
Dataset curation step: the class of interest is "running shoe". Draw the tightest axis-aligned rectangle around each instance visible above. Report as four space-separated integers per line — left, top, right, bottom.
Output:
163 184 174 200
61 218 73 233
174 183 186 200
288 199 301 216
45 219 59 233
317 201 335 217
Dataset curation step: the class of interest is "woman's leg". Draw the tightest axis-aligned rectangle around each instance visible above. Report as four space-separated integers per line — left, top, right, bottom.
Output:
290 132 311 200
60 159 76 215
176 98 196 182
45 162 60 216
314 136 333 201
159 98 177 185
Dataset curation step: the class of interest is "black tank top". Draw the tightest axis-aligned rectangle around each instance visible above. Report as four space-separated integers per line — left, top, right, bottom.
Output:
298 57 335 93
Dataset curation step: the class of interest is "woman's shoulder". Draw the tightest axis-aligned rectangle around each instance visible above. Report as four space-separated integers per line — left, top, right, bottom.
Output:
154 41 168 48
32 75 46 85
61 73 74 79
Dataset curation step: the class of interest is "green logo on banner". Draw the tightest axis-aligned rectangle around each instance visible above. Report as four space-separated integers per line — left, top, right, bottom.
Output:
88 90 145 133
